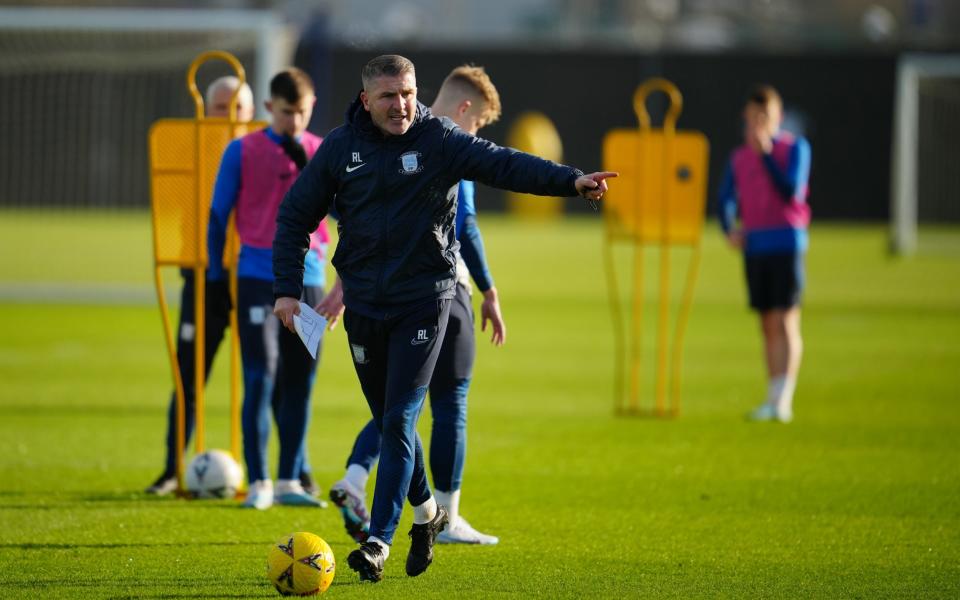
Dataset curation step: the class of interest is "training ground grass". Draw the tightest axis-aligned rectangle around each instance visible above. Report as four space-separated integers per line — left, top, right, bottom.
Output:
0 211 958 598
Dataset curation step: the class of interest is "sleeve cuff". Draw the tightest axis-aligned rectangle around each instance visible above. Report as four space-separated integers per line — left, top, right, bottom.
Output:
273 287 301 301
569 168 584 196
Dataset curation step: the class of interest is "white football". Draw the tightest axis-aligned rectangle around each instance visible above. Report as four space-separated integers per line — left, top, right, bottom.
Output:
185 449 244 499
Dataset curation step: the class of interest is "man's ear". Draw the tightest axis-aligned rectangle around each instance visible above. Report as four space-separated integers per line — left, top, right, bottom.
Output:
458 99 473 117
265 99 273 113
360 90 370 111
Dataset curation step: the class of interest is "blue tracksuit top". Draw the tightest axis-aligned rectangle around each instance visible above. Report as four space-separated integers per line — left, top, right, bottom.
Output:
273 97 581 317
455 180 493 293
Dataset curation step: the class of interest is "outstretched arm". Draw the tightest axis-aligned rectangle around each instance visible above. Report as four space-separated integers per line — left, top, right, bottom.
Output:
444 127 616 205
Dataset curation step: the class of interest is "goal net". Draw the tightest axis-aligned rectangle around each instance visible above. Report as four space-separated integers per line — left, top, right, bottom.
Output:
0 7 289 210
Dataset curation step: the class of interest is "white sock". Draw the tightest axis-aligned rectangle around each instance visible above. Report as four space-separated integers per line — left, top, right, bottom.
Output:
412 495 437 525
274 479 302 495
434 489 460 524
367 536 390 559
777 376 797 414
766 375 787 407
344 464 369 492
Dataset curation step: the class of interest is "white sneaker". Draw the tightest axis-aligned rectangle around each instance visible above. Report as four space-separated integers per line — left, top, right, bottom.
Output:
145 473 178 496
436 516 498 545
329 479 370 542
242 479 273 510
275 480 328 508
747 404 792 423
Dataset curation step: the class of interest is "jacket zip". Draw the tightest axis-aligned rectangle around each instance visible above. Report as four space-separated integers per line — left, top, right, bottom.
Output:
373 145 388 304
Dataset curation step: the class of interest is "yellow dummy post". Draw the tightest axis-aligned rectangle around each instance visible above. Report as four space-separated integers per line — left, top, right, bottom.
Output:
602 79 709 417
148 51 266 493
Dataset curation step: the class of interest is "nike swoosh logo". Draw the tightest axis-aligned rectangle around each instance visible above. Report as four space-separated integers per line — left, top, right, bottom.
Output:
345 163 365 173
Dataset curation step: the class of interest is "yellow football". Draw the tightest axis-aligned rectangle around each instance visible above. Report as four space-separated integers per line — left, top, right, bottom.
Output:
266 532 335 596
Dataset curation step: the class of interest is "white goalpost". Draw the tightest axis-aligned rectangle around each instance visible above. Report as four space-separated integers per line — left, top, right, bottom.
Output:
0 6 291 118
890 53 960 255
0 6 293 209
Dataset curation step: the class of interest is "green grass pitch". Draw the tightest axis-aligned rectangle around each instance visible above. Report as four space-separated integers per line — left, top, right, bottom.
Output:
0 211 958 598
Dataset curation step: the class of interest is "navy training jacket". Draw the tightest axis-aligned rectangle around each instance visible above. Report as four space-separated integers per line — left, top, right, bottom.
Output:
273 95 583 315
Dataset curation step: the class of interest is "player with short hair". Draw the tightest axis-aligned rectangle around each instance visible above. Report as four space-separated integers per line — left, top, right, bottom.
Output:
272 54 615 582
146 76 255 496
718 84 811 423
323 64 506 547
207 67 330 509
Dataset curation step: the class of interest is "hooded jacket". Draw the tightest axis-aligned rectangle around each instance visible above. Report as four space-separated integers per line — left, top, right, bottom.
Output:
273 96 582 316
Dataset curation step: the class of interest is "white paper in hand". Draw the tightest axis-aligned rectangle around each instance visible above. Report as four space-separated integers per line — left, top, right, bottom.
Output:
292 302 327 359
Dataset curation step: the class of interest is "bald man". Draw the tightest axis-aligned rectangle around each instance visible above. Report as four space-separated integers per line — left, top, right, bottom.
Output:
206 75 256 120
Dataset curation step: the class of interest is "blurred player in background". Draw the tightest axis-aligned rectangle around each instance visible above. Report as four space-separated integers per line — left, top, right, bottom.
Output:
146 76 254 496
322 65 506 546
718 84 811 423
207 67 330 509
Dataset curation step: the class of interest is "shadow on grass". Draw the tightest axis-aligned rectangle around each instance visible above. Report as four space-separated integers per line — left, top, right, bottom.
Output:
0 541 268 550
109 595 266 599
118 578 366 599
80 492 240 505
0 578 271 599
0 569 372 597
0 404 166 417
0 492 243 509
139 581 393 599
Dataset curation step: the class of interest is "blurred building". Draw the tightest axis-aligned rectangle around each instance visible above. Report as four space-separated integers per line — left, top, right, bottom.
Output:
0 0 957 221
2 0 957 51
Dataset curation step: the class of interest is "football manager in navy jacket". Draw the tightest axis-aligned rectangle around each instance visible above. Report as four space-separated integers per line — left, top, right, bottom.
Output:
272 54 615 583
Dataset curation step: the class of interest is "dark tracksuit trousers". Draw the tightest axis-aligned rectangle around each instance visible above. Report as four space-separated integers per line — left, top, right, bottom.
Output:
346 283 475 494
238 278 322 484
162 272 230 477
342 297 452 544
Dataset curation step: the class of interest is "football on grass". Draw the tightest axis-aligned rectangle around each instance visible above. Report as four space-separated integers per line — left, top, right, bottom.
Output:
184 449 243 499
267 532 336 596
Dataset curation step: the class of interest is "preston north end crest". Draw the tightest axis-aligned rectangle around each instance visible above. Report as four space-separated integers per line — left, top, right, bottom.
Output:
351 343 369 364
399 151 423 174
